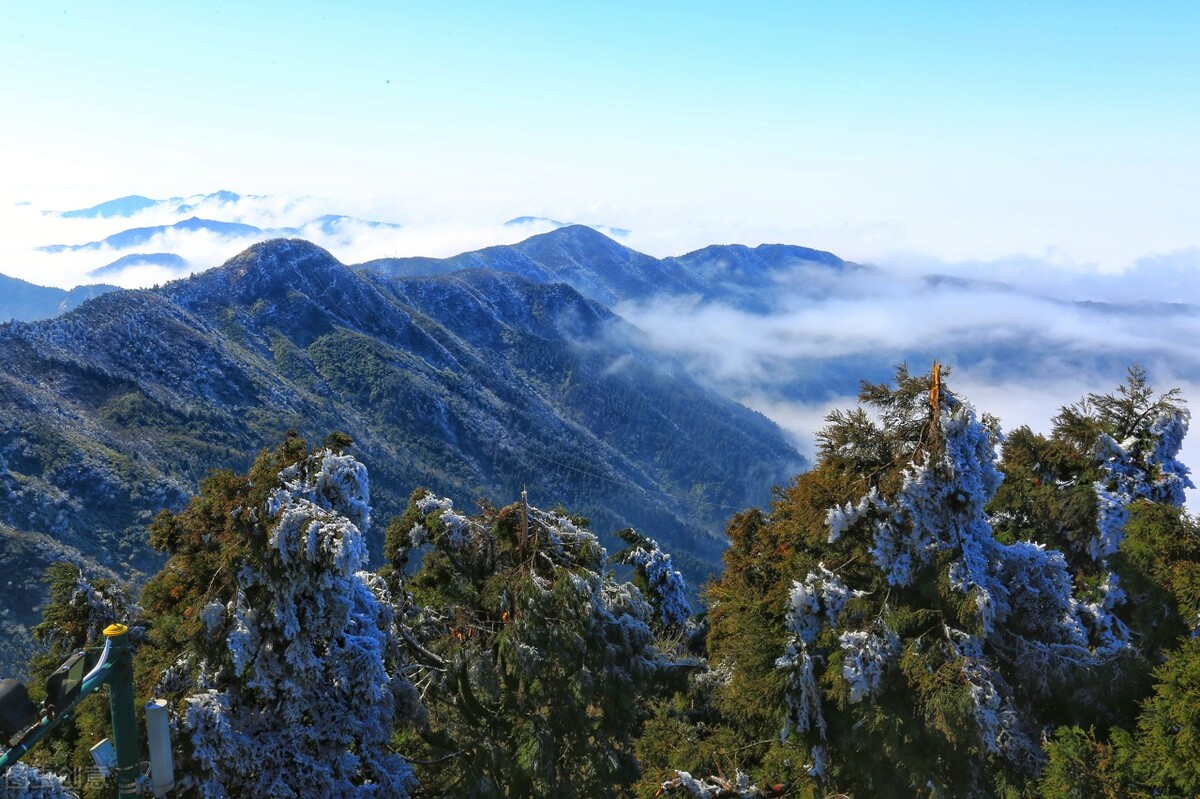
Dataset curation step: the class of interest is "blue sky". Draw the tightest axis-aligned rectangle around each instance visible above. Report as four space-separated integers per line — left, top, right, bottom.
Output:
2 1 1199 267
2 2 1199 503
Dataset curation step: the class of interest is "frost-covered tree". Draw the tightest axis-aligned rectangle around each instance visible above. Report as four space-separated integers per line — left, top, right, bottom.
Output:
992 368 1197 731
995 365 1192 572
387 490 686 798
31 562 140 660
0 762 78 798
695 365 1143 797
612 527 692 631
138 435 420 798
1039 502 1200 798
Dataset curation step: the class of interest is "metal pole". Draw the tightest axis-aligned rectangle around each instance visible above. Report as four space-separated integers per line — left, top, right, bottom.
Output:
103 623 140 799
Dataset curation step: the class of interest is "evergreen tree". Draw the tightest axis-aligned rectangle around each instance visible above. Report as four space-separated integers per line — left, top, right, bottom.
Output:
1040 506 1200 798
693 365 1136 797
994 365 1191 572
138 436 421 798
387 490 686 797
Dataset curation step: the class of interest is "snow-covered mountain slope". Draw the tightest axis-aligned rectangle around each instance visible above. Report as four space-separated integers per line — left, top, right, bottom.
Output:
0 239 803 618
0 273 118 322
357 224 859 310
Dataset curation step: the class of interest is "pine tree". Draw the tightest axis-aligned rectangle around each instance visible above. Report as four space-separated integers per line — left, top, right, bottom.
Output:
138 435 421 798
387 490 686 797
697 365 1137 797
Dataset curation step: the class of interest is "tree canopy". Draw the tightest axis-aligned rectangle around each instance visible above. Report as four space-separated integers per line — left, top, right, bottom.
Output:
11 365 1200 797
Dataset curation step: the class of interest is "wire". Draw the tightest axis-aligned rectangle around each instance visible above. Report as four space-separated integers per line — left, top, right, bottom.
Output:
514 445 752 514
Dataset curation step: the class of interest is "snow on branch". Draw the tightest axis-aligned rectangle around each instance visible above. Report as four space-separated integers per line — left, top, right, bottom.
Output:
183 448 418 798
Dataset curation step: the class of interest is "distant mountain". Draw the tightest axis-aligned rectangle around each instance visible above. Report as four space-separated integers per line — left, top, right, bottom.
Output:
356 226 1200 413
40 217 264 253
358 225 674 306
90 252 190 278
505 216 631 238
59 191 242 218
359 224 860 310
173 190 242 214
0 239 802 627
42 196 404 258
0 273 119 322
308 214 403 235
60 195 158 219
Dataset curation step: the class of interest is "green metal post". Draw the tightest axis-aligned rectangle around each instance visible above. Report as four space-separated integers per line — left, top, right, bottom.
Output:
103 623 140 799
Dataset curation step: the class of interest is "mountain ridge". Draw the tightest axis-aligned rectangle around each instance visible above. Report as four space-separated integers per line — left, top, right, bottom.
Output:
356 224 860 310
0 238 803 635
0 273 120 322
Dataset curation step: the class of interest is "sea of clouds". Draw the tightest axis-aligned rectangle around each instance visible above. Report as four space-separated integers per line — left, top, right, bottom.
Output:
3 190 1197 505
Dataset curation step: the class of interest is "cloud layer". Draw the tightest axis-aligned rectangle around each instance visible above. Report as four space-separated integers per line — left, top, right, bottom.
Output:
3 189 1197 505
615 268 1200 505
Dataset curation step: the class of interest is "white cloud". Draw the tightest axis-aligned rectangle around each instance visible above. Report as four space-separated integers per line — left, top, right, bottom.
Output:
3 188 1198 508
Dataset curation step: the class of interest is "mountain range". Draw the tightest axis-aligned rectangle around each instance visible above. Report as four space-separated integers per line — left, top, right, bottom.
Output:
5 206 1199 679
45 213 405 255
57 191 243 219
0 236 804 674
359 223 853 311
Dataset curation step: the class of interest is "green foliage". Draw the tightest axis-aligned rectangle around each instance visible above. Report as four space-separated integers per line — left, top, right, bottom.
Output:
1054 364 1185 450
1040 633 1200 798
1122 636 1200 795
1112 503 1200 673
659 364 1197 799
15 359 1198 797
135 432 419 796
1039 726 1129 799
390 492 681 797
1004 365 1189 566
137 435 308 693
989 425 1100 567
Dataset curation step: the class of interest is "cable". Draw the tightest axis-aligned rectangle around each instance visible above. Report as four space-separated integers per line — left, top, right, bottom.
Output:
514 445 751 514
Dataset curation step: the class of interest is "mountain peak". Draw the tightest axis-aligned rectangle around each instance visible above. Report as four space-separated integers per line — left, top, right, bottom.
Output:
60 195 157 219
528 223 621 246
168 238 350 309
514 224 643 265
227 237 338 271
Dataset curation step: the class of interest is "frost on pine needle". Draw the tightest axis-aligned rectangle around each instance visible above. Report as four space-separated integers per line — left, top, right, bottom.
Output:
825 488 877 543
806 744 828 777
200 600 224 633
839 622 900 703
1091 409 1194 561
785 563 862 645
1 762 78 799
659 769 763 798
1148 409 1193 505
407 522 429 547
619 532 692 628
411 492 476 549
775 642 824 739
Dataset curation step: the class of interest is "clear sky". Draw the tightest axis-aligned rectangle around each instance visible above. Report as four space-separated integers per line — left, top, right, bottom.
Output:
2 1 1199 268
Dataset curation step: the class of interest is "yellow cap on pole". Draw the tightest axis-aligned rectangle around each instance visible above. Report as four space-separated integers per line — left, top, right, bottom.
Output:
103 624 129 637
